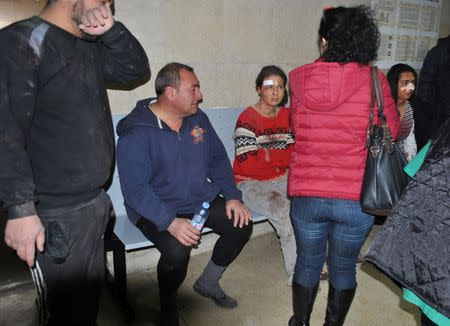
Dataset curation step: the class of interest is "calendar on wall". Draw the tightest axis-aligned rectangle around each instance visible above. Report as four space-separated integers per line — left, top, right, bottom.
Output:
372 0 443 69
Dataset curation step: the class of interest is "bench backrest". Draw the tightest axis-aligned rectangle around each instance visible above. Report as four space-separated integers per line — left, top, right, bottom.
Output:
107 108 245 250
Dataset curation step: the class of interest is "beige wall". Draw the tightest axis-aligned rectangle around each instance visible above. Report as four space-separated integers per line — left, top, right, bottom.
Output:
110 0 373 113
0 0 46 28
3 0 447 113
440 0 450 37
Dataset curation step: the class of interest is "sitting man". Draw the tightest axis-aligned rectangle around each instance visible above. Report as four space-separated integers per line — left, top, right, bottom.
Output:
116 62 253 326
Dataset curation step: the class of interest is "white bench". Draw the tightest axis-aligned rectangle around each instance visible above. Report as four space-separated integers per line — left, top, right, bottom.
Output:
104 107 267 320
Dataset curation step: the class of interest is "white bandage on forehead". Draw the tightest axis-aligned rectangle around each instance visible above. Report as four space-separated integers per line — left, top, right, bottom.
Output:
262 79 275 87
401 82 415 92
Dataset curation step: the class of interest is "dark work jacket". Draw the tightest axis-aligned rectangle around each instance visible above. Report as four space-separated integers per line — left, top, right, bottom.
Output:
365 119 450 317
0 17 150 218
418 36 450 133
411 96 433 150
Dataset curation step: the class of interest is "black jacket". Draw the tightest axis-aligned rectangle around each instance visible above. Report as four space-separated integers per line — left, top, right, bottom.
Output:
0 17 150 218
418 35 450 133
411 96 433 150
365 119 450 317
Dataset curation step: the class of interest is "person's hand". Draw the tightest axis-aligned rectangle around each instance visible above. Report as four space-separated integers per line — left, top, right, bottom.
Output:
167 217 200 247
4 215 45 267
78 1 114 36
226 200 252 228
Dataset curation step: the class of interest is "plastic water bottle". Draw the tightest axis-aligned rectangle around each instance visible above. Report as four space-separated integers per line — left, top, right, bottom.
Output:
191 202 210 231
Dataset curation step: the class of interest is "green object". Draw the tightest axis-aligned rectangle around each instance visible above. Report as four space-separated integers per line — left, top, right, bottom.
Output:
403 288 450 325
404 141 432 177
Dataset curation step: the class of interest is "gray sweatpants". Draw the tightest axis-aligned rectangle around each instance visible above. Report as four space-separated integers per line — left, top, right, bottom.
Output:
237 176 296 279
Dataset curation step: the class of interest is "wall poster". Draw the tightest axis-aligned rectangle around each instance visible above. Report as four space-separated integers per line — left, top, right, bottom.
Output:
372 0 442 69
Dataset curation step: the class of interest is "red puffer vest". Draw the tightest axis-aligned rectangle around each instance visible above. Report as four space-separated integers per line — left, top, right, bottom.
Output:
288 62 400 201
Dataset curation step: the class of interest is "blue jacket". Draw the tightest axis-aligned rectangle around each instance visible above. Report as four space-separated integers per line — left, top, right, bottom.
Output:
116 98 242 231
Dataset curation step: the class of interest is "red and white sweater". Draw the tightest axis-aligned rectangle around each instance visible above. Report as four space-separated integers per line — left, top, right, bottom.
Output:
233 106 294 184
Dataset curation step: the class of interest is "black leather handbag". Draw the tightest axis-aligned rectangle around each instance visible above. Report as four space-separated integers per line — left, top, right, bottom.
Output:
360 66 410 216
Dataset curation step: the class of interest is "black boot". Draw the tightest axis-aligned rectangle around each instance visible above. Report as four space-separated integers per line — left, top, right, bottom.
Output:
323 284 356 326
159 291 179 326
288 282 319 326
159 310 179 326
421 313 437 326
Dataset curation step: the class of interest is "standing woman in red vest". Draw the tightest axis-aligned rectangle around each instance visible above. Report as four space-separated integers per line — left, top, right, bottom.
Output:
287 6 400 326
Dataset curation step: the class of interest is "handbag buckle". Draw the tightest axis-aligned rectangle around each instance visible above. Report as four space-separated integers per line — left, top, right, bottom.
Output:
369 145 380 158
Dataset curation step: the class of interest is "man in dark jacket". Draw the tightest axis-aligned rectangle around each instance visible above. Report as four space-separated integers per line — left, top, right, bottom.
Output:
418 35 450 132
116 62 253 326
0 1 149 324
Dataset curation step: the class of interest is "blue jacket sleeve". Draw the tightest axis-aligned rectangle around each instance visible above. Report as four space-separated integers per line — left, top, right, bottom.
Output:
116 127 176 231
205 118 242 201
0 30 38 219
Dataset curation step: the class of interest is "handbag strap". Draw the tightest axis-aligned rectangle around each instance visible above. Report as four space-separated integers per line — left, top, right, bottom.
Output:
367 67 377 147
367 66 394 152
371 66 385 120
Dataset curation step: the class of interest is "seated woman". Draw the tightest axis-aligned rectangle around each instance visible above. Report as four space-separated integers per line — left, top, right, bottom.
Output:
232 65 297 283
387 64 433 161
233 66 328 285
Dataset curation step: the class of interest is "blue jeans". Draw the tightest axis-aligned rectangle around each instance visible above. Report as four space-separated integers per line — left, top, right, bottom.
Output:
290 197 374 290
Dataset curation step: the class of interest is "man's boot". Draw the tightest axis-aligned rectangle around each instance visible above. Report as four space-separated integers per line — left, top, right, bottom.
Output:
288 282 319 326
323 284 356 326
159 291 179 326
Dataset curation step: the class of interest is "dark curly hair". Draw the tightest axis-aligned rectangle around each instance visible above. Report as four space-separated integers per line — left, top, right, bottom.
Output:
319 6 380 65
386 63 418 103
255 65 288 107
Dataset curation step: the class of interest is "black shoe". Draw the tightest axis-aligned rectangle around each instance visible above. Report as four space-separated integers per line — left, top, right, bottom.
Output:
193 280 238 309
288 282 319 326
323 284 356 326
159 291 179 326
159 310 179 326
421 313 437 326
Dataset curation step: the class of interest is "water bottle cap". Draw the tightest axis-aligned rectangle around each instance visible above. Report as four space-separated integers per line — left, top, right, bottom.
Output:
202 202 210 209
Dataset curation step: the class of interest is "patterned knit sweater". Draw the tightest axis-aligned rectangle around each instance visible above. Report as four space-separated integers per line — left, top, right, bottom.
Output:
233 106 294 183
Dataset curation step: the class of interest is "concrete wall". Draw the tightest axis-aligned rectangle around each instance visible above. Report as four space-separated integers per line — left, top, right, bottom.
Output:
0 0 448 112
110 0 450 114
440 0 450 37
110 0 370 113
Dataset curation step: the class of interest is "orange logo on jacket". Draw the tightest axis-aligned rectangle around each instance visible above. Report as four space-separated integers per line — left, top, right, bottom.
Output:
191 125 206 144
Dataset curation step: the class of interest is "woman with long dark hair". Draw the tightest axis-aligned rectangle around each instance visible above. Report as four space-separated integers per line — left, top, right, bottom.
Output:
287 6 400 326
387 63 433 161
